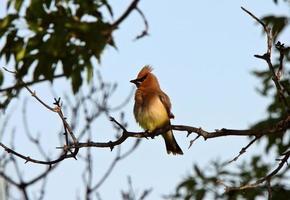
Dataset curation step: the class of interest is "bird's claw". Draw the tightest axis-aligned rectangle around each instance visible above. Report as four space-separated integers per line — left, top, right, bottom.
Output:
144 130 150 139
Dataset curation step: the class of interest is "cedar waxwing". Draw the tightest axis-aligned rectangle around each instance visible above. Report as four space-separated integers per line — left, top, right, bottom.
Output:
130 66 183 155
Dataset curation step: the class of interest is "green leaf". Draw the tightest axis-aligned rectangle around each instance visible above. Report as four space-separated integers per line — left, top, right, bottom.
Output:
86 62 93 83
15 0 23 11
16 47 26 61
196 189 205 200
32 55 54 81
0 15 13 29
71 70 82 93
0 14 18 36
44 0 52 8
33 63 42 80
262 16 288 40
0 70 3 86
176 179 196 191
62 59 74 77
1 30 17 63
193 164 205 179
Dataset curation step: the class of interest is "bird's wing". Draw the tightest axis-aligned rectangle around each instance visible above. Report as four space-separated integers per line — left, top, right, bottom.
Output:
159 92 175 119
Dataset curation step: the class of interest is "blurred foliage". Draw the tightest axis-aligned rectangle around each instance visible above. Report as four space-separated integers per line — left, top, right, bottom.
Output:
272 0 290 4
171 1 290 199
121 177 152 200
0 0 126 109
261 16 288 41
168 159 290 200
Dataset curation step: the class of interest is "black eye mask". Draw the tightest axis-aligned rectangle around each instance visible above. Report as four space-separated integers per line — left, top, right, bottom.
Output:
130 74 148 87
137 74 148 83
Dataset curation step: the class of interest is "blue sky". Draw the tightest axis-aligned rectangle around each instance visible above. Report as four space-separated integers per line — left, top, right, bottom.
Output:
1 0 290 199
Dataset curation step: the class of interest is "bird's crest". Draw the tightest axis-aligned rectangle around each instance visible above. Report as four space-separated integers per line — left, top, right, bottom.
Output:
137 65 153 79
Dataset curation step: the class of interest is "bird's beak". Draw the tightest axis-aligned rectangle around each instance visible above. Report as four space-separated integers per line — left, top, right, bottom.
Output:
130 79 138 84
130 79 140 87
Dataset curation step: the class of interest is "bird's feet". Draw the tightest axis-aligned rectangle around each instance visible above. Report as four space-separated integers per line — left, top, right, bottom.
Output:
144 130 150 139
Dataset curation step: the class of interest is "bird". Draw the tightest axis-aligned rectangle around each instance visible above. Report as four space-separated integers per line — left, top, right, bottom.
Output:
130 66 183 155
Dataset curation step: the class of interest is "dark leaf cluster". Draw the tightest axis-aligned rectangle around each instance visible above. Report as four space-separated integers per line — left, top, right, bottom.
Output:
0 0 117 108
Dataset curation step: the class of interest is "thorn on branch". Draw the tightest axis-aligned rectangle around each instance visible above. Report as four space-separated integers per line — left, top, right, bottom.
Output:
254 53 270 60
31 91 36 97
188 135 200 149
109 116 114 121
72 155 77 160
109 141 114 151
186 130 192 137
25 157 31 164
5 148 11 153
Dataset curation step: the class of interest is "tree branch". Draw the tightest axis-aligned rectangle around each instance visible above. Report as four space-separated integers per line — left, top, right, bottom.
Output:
134 7 149 40
112 0 140 29
241 7 290 112
227 136 260 164
222 150 290 192
0 73 65 93
1 114 289 165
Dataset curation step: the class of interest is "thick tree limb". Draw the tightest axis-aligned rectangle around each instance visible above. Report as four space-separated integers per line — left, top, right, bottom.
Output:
1 114 289 165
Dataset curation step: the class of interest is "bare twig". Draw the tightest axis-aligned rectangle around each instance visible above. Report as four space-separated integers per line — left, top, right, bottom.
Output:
0 68 80 165
222 150 290 192
90 139 140 193
112 0 140 28
3 68 55 112
22 98 50 160
241 7 272 55
188 135 200 149
0 73 65 93
241 7 289 111
109 87 135 112
266 179 272 200
3 68 78 146
228 136 260 163
134 7 149 40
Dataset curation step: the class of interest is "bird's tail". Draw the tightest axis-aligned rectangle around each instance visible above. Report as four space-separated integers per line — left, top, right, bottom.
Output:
162 129 183 155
